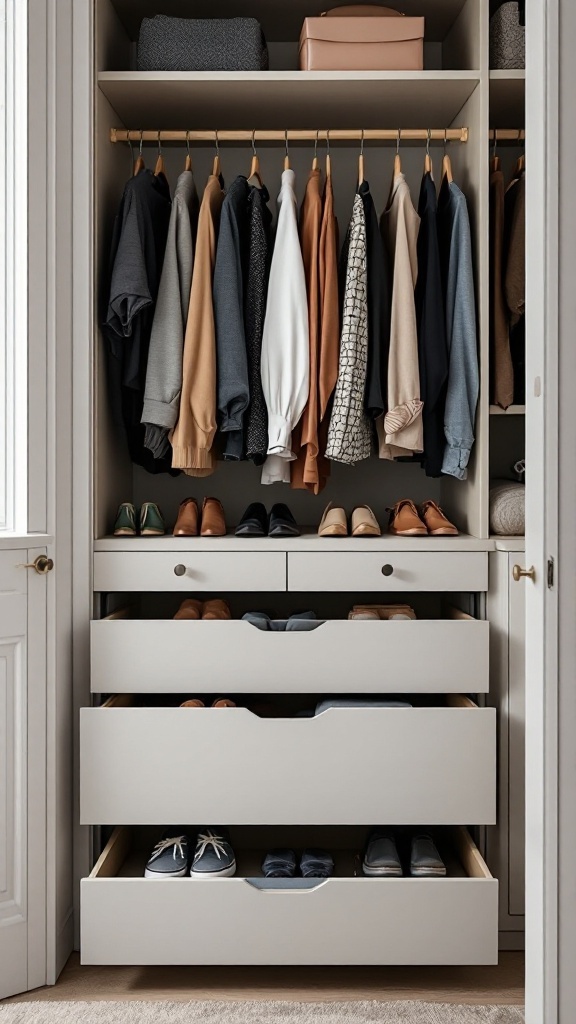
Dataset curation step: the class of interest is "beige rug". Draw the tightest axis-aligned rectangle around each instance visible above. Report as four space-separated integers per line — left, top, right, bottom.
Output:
0 1001 525 1022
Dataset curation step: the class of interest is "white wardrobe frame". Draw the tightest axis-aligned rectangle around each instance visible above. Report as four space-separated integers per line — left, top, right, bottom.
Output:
29 0 569 1015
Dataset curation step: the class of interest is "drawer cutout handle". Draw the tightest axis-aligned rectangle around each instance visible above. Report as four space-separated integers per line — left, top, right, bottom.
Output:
381 564 394 577
174 564 187 577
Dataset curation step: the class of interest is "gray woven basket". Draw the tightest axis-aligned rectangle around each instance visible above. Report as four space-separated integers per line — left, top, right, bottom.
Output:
490 2 525 69
137 16 269 72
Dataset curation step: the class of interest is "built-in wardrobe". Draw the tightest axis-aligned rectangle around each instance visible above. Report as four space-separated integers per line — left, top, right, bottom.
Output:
80 0 526 965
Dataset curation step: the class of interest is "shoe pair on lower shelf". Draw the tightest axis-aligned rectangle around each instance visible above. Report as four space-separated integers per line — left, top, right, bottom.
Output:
262 848 334 879
173 599 231 620
173 497 226 537
318 503 381 537
388 500 458 536
235 502 300 537
363 830 446 878
145 828 236 879
114 501 165 536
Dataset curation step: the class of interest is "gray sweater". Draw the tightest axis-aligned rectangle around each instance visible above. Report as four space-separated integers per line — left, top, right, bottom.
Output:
141 169 199 458
438 180 479 480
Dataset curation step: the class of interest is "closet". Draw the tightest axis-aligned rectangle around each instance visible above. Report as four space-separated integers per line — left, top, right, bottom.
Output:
80 0 525 967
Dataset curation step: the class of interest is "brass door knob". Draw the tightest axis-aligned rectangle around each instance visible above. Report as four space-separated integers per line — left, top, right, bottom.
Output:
512 564 535 582
18 555 54 575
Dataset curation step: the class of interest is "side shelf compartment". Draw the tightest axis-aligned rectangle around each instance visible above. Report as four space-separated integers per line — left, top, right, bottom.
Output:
81 826 498 966
90 611 489 694
80 695 496 826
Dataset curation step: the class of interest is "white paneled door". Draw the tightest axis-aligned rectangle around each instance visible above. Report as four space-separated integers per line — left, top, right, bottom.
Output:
0 547 48 999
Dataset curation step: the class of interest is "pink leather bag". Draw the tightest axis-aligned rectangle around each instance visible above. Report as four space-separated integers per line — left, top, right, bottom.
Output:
299 5 425 71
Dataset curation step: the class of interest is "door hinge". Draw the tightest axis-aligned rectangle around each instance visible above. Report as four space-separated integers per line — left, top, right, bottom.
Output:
547 557 555 589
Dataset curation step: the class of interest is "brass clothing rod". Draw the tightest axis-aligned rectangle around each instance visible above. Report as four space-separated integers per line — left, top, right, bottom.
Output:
489 129 525 141
110 127 469 144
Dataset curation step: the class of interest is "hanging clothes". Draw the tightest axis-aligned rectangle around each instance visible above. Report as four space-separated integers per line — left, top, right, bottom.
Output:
416 171 448 477
170 174 224 475
359 179 391 421
437 177 479 480
378 173 422 460
325 191 372 465
260 168 310 485
213 175 252 462
103 168 174 474
490 160 514 409
244 182 273 465
315 167 341 487
141 168 199 459
504 169 525 404
291 167 323 490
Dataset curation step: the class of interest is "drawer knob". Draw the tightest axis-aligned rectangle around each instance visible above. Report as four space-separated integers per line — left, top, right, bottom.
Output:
381 564 394 577
173 564 187 577
512 564 535 583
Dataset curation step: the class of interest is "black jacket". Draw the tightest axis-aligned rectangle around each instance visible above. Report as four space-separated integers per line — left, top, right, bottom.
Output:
359 180 391 419
416 172 448 477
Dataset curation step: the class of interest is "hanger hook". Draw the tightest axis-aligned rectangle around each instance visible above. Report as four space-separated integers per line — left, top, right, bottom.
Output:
214 129 220 157
492 128 498 160
139 129 144 157
251 129 257 156
360 128 365 157
285 129 289 160
326 128 330 155
186 129 191 159
314 128 320 160
156 130 162 160
426 127 431 157
396 128 401 155
444 128 448 156
127 133 135 163
518 128 523 146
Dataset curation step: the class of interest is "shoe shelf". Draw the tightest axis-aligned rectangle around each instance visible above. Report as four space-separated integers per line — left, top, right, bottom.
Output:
81 825 497 966
94 531 494 551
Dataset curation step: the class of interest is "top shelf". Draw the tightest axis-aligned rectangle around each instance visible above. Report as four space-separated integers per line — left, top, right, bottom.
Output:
98 71 480 130
107 0 469 43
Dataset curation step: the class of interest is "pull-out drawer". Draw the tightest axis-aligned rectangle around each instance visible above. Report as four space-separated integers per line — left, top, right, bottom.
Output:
288 551 488 592
93 551 287 592
81 826 498 965
90 612 489 694
80 696 496 825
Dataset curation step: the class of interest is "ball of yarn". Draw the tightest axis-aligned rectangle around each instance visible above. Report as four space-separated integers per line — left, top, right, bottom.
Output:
489 481 525 535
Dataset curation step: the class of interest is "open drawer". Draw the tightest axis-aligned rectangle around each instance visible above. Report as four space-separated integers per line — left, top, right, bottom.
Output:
81 826 498 966
80 695 496 825
90 609 489 694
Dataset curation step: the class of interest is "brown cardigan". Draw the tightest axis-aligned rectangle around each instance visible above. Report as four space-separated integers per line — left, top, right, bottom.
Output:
171 175 224 475
291 167 339 493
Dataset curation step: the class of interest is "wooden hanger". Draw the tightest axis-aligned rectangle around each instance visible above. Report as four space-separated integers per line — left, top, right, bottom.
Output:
154 132 166 178
284 130 290 171
358 130 365 185
212 130 221 177
393 129 402 176
515 130 525 174
442 130 454 182
424 129 432 175
133 131 145 175
184 130 192 172
312 129 320 171
248 130 263 187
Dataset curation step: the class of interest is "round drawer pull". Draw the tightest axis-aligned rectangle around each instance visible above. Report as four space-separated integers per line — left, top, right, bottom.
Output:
381 564 394 577
173 564 187 577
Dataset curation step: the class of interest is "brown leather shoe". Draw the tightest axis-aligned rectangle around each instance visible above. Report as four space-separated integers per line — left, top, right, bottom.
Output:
419 500 459 536
173 498 199 537
201 599 231 620
212 698 236 708
173 598 203 620
387 499 428 536
201 497 226 537
180 699 205 707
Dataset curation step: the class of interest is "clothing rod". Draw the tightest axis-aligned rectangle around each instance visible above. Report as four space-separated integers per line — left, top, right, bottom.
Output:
110 127 469 144
489 129 525 141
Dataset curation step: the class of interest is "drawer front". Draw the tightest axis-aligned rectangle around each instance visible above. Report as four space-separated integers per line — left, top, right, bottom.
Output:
90 618 489 694
80 705 496 825
288 552 488 592
93 551 287 592
81 829 498 966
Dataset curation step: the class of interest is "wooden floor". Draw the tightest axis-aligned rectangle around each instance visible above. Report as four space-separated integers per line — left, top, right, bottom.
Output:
6 952 524 1005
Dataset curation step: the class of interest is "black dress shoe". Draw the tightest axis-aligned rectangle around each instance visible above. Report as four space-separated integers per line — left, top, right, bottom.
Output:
268 503 300 537
235 502 268 537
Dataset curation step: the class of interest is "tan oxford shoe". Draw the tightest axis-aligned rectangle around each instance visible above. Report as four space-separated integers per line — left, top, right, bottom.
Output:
173 598 203 620
318 502 348 537
173 497 199 537
387 499 428 536
351 505 381 537
180 699 205 708
419 500 459 536
201 497 226 537
201 599 231 620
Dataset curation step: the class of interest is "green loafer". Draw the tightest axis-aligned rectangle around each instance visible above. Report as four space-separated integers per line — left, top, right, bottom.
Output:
139 501 166 536
113 502 137 537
